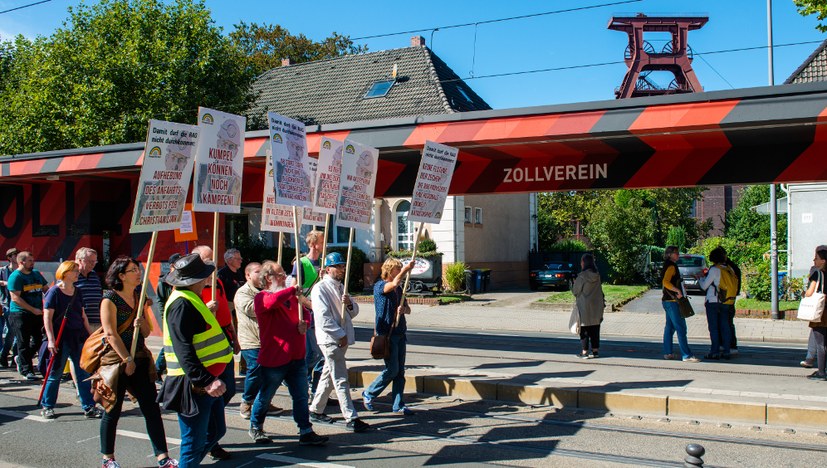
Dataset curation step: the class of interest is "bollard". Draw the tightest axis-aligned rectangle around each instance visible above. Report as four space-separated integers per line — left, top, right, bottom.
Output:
684 443 705 467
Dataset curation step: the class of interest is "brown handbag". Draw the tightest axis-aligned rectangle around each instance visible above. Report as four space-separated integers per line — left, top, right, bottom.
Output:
79 293 138 373
369 288 402 360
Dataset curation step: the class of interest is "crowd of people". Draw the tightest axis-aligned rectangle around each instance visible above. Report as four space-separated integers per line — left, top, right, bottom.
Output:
0 232 415 467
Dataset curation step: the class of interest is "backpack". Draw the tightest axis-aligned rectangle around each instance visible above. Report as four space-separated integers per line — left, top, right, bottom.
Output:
716 264 738 305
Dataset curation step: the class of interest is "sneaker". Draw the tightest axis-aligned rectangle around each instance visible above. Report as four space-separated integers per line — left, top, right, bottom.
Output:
298 431 329 446
578 352 590 359
807 371 827 381
682 356 701 363
24 372 37 381
346 418 370 433
157 457 179 467
239 401 252 419
248 427 272 444
84 406 103 419
704 354 720 360
310 412 335 424
801 360 814 368
663 354 676 360
208 444 231 461
40 407 55 419
362 391 374 411
395 406 414 415
102 458 121 468
589 351 599 359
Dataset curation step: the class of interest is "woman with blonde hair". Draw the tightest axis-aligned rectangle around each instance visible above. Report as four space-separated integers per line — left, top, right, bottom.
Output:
362 257 414 414
40 260 100 419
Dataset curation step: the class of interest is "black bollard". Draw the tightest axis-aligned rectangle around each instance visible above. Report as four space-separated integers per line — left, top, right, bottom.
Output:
684 443 705 467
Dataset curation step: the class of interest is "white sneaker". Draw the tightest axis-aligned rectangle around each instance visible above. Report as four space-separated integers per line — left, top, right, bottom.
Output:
239 401 251 420
682 356 701 363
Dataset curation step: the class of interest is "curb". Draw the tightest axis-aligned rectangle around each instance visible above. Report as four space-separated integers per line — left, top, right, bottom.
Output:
347 369 827 429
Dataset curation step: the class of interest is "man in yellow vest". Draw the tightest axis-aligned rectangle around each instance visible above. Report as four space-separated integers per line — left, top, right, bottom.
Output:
157 254 233 467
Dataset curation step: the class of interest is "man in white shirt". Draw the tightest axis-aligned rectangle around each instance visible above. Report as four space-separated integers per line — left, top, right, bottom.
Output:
307 252 369 432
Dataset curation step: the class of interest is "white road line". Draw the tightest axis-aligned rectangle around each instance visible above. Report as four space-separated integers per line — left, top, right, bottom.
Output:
256 453 355 467
117 429 182 446
0 408 46 423
76 436 99 444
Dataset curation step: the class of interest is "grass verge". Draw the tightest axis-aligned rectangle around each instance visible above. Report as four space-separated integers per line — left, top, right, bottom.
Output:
539 284 650 306
735 297 799 311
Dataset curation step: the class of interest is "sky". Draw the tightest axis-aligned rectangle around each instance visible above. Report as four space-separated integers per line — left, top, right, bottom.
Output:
0 0 824 109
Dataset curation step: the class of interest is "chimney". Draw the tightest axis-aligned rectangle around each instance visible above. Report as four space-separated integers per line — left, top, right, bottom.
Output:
281 58 292 66
410 35 425 47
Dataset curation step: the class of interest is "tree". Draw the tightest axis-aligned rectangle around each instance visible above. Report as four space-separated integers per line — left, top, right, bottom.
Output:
725 185 787 248
229 22 367 76
0 0 255 155
536 190 608 250
795 0 827 31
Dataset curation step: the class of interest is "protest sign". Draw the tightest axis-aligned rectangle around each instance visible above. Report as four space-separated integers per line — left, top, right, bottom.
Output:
268 112 312 208
336 140 378 231
313 137 344 215
302 158 327 226
261 151 298 233
130 120 199 234
173 203 198 242
192 108 246 213
408 141 459 224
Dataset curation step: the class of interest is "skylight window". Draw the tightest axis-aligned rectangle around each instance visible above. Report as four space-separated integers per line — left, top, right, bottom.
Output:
364 80 395 98
457 86 472 103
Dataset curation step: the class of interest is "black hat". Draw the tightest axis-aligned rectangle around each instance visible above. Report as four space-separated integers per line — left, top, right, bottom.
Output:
168 253 182 264
5 248 18 258
165 253 215 287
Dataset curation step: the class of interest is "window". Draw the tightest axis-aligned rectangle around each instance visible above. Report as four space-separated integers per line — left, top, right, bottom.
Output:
325 216 353 245
474 207 483 225
464 206 472 223
457 86 472 103
395 201 415 251
364 80 395 98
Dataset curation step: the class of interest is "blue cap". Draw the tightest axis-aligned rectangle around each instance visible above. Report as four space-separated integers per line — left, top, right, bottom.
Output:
324 252 346 267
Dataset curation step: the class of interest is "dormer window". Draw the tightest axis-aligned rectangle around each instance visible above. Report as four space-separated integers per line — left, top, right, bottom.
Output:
364 80 395 98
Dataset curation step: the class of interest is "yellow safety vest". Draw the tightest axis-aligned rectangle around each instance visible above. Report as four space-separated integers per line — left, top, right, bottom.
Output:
163 289 232 376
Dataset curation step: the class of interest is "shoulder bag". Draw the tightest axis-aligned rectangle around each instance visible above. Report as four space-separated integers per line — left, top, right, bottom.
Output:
668 290 695 318
798 270 826 322
79 292 138 373
369 288 399 359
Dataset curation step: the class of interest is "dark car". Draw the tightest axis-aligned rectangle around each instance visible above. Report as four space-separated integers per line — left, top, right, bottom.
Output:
677 254 708 294
529 262 575 291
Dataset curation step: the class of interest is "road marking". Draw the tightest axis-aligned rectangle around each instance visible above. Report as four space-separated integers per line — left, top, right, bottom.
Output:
256 453 355 467
76 436 99 444
117 429 182 446
0 408 46 423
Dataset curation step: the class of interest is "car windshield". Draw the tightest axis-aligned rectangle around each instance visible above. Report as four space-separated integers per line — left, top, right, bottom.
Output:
677 256 704 267
544 263 566 270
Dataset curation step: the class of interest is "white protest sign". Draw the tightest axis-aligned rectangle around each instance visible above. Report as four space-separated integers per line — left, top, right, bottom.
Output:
192 107 246 213
268 112 312 208
408 141 459 223
335 140 378 231
313 137 344 216
303 158 327 226
261 151 298 233
130 120 199 233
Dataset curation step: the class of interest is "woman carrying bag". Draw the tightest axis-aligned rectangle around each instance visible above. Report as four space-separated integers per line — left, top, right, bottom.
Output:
805 248 827 381
97 256 177 468
39 260 101 419
660 246 700 363
572 254 605 359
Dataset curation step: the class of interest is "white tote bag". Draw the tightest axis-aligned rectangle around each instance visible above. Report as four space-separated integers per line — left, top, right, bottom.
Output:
798 270 826 322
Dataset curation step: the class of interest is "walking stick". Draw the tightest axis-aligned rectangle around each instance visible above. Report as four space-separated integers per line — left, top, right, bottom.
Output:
37 305 70 406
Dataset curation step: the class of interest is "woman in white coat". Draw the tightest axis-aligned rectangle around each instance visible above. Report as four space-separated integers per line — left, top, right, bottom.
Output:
572 254 605 359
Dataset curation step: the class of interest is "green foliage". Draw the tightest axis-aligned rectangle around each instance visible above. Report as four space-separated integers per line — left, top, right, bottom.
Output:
665 226 687 252
417 238 438 254
688 236 766 267
548 238 588 252
647 245 665 262
735 297 800 312
443 262 467 292
536 191 607 250
327 246 367 292
725 185 787 247
782 274 806 301
585 193 654 284
795 0 827 31
229 21 367 75
744 259 772 302
540 284 648 304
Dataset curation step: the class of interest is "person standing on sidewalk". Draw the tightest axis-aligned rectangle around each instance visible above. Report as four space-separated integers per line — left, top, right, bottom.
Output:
801 244 827 369
0 247 19 369
698 247 732 360
660 246 700 363
7 251 49 379
308 252 369 432
247 261 328 446
804 248 827 381
362 258 414 414
572 254 605 359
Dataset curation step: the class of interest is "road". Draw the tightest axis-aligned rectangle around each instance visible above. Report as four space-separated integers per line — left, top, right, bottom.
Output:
1 325 824 467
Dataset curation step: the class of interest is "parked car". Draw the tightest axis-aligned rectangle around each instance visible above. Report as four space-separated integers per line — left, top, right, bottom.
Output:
529 262 575 291
676 254 708 294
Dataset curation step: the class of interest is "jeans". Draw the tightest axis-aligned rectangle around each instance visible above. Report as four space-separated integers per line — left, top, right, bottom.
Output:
6 312 42 375
705 302 731 356
41 334 95 410
726 304 737 350
241 348 262 404
807 329 817 361
364 333 408 411
100 358 167 457
178 392 225 468
0 309 16 360
662 301 693 359
251 359 311 432
305 328 324 394
219 359 236 405
814 327 827 375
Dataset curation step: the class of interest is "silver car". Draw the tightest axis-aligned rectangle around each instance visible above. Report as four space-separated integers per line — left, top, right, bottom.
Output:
677 254 708 294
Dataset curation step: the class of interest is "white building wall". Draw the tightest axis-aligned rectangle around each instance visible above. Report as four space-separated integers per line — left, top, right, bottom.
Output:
789 183 827 279
432 195 463 264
